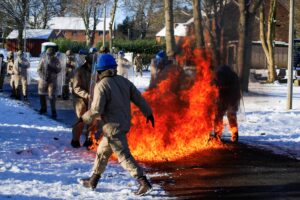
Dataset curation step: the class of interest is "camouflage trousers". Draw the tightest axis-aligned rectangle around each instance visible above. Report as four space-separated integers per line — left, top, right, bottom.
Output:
72 97 91 141
92 133 144 178
15 75 27 96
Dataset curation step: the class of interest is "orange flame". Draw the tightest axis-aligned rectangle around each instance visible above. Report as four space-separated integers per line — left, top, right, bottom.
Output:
127 39 222 162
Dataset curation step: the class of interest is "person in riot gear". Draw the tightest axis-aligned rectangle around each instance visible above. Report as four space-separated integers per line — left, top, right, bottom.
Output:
37 47 62 119
212 65 241 143
117 51 130 79
62 50 76 100
6 52 16 97
149 50 168 89
99 46 109 54
0 54 7 92
79 54 154 196
133 53 143 77
13 50 30 100
71 53 94 148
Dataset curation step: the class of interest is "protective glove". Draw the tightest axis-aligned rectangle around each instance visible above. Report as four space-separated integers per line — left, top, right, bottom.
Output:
146 114 155 128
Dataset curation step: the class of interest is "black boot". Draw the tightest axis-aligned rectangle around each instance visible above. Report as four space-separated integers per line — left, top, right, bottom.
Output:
80 174 100 190
39 95 47 114
71 140 81 148
134 176 152 196
83 138 93 148
23 95 28 101
51 111 57 119
50 98 57 119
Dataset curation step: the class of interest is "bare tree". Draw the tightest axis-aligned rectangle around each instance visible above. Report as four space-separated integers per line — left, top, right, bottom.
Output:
164 0 176 57
29 0 60 29
0 0 29 50
70 0 102 47
121 0 161 39
237 0 263 92
192 0 205 49
202 0 230 67
259 0 277 83
109 0 118 52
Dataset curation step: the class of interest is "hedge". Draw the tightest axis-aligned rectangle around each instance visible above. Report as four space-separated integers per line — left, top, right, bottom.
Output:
96 39 165 55
51 38 88 54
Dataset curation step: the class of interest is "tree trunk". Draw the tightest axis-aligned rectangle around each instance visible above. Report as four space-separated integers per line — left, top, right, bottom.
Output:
86 29 91 47
192 0 205 49
109 0 118 52
260 0 277 83
90 6 98 47
164 0 176 57
17 27 24 50
237 0 263 92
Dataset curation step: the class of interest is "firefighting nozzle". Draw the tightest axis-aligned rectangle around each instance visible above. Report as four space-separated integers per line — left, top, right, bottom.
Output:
71 140 80 148
146 114 155 128
80 174 100 190
134 176 152 196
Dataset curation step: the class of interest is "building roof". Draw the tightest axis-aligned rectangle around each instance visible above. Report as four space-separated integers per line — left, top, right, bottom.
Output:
156 23 189 37
47 17 111 31
6 29 54 39
156 17 196 37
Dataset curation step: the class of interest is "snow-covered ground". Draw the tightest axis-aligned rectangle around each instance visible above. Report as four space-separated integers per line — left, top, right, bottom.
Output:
237 82 300 160
0 94 166 199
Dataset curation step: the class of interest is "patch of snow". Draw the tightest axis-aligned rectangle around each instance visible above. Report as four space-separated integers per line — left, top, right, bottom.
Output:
7 29 54 40
48 17 111 31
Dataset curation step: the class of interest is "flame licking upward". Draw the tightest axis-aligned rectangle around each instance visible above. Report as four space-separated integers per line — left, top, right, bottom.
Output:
128 41 220 162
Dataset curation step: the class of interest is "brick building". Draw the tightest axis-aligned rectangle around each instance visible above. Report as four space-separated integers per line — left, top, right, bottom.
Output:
6 29 58 57
47 17 111 44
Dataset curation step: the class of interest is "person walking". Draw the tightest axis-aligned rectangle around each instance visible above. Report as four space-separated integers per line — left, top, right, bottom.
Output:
0 54 7 93
79 54 154 196
133 53 143 77
71 53 94 148
62 50 76 100
213 65 241 143
117 51 130 79
6 52 16 97
13 51 30 100
37 48 61 119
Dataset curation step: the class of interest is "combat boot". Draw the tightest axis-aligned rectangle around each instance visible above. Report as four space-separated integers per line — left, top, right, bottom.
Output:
134 176 152 196
80 174 100 190
231 132 239 143
39 95 47 114
71 140 81 148
83 137 93 148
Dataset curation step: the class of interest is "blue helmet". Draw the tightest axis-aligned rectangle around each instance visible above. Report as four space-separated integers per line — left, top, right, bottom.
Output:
155 50 166 65
96 54 117 71
118 51 125 56
79 49 88 55
156 50 166 60
89 47 97 53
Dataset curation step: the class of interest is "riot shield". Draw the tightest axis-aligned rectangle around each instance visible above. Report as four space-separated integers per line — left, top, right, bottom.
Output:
24 52 31 85
37 53 48 95
0 57 2 75
74 53 81 68
76 53 85 68
88 52 99 109
63 53 79 100
56 52 67 97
